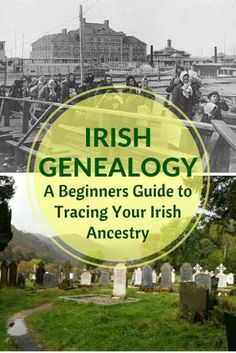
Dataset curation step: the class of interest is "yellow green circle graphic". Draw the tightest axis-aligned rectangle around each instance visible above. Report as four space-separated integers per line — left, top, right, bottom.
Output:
27 86 210 268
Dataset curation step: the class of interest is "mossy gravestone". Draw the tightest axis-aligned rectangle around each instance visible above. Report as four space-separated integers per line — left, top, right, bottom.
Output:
141 264 152 290
179 282 208 321
180 262 193 281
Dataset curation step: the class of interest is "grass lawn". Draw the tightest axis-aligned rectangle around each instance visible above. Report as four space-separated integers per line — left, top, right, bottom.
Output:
0 286 229 351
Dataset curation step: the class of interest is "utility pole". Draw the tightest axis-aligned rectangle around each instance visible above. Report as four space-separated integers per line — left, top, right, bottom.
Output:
22 34 24 77
79 4 84 84
4 60 7 87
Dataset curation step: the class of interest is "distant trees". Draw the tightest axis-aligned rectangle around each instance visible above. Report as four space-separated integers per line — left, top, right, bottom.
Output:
162 177 236 272
0 176 15 252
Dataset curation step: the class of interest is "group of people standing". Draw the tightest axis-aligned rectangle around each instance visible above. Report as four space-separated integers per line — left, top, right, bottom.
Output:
1 67 230 124
166 66 229 121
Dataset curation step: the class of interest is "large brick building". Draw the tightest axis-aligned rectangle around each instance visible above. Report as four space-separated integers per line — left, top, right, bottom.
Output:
30 19 146 65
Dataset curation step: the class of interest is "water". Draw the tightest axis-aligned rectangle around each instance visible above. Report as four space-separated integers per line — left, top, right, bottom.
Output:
7 318 27 336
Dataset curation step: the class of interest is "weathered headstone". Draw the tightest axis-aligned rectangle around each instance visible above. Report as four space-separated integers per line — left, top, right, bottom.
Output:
43 272 58 288
17 273 25 289
134 267 142 286
195 273 211 291
113 263 127 298
180 263 193 281
216 264 227 288
80 271 92 286
59 261 73 289
211 276 219 291
227 273 234 285
172 269 176 283
141 264 152 289
160 262 173 291
100 271 110 285
8 261 17 287
152 269 157 284
36 261 45 286
179 281 208 321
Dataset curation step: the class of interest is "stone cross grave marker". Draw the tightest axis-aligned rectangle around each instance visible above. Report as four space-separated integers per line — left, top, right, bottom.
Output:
193 264 203 280
180 263 193 281
113 263 127 298
216 264 227 288
160 262 173 291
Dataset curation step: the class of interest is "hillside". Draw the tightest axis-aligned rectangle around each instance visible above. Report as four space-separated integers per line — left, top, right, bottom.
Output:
0 225 77 264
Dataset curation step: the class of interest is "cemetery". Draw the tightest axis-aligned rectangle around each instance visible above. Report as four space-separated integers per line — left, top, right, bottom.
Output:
1 177 236 350
1 258 236 350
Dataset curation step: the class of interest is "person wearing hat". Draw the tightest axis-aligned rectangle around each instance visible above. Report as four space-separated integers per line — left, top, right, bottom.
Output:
206 91 229 120
60 73 78 103
171 71 194 119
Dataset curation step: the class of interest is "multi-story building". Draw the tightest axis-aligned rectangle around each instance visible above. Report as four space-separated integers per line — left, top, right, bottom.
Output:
148 40 192 69
30 19 146 65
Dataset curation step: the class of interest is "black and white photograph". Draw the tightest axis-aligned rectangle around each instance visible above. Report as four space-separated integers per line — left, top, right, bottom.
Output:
0 0 236 172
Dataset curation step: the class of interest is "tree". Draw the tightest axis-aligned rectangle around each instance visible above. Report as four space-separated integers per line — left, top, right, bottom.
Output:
0 176 15 252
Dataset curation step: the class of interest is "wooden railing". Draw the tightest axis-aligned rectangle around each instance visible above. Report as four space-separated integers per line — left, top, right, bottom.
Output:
0 94 236 172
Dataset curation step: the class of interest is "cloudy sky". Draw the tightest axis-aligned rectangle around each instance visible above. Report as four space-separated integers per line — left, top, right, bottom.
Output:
1 0 236 58
9 173 43 234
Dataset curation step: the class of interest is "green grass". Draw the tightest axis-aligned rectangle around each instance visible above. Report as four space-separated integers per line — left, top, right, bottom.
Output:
0 286 228 351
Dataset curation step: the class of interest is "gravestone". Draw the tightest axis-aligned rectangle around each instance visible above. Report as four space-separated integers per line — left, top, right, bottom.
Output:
91 272 96 283
172 269 176 283
193 264 203 280
141 264 152 289
211 276 219 291
227 273 234 285
43 272 58 288
36 261 45 286
112 263 127 298
8 262 17 287
152 269 157 284
0 261 8 287
100 272 110 285
179 281 208 321
180 263 193 281
59 261 73 289
17 273 25 289
134 267 142 286
195 273 211 291
216 264 227 288
234 275 236 285
80 271 92 286
160 262 173 291
131 270 135 285
224 311 236 351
